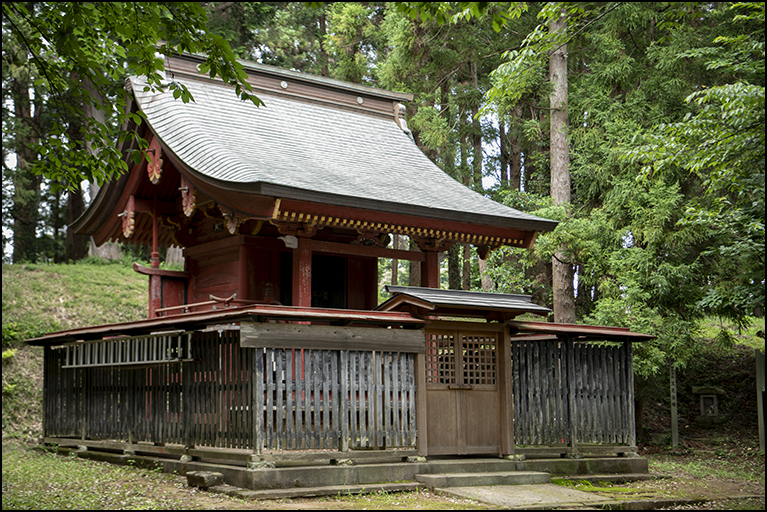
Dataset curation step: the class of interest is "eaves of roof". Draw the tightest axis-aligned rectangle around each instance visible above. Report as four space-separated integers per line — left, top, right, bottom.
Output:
508 320 656 342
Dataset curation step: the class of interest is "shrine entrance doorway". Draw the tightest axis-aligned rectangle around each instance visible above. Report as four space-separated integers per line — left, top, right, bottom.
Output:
424 327 503 455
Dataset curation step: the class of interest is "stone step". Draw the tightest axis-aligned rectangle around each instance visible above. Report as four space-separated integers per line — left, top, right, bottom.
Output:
416 470 550 488
424 458 525 474
232 481 423 500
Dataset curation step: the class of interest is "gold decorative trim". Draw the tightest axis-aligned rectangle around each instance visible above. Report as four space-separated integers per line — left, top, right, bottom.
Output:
270 209 526 248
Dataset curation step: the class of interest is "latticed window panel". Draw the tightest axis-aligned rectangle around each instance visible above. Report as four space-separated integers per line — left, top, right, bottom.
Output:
426 332 457 384
461 335 497 385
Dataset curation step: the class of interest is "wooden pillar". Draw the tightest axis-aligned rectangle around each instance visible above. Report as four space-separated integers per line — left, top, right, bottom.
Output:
151 192 160 268
498 327 515 455
148 274 162 318
148 193 161 317
415 350 428 456
670 362 679 447
420 250 439 289
292 237 312 307
238 244 251 301
566 335 578 452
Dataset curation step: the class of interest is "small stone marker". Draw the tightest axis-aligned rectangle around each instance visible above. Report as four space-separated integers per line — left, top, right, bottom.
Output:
186 471 224 489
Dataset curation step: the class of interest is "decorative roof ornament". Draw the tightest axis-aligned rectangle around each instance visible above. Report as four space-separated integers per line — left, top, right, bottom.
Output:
146 146 163 184
120 195 135 238
394 103 414 142
219 204 241 235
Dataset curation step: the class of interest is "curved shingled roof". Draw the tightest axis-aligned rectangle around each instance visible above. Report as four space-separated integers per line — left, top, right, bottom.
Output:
129 71 557 233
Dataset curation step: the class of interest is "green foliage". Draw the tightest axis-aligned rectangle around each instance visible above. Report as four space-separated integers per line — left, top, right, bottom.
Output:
396 1 527 32
2 2 262 190
622 2 765 329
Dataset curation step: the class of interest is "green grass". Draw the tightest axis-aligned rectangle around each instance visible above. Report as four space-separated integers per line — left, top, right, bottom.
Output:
320 488 489 509
1 444 201 510
1 442 488 511
2 260 148 442
550 478 642 495
649 452 765 483
698 316 765 351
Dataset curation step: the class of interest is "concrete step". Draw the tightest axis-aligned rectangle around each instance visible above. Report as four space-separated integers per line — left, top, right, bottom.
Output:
416 470 550 488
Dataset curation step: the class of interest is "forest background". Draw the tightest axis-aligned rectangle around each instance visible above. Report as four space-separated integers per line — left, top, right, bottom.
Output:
2 1 764 438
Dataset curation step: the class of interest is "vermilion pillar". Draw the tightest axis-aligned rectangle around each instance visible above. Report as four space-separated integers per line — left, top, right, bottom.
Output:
292 237 312 307
421 250 440 289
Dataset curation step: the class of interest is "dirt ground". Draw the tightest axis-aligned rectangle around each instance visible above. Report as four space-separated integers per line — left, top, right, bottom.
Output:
108 448 764 511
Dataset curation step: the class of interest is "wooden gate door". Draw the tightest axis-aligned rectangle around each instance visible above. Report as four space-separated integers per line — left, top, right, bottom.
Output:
424 329 501 455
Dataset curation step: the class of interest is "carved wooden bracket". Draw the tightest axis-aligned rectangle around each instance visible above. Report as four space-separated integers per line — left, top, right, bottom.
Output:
120 195 135 238
179 175 196 217
270 219 320 237
413 235 453 252
146 143 163 185
354 231 390 247
218 205 241 235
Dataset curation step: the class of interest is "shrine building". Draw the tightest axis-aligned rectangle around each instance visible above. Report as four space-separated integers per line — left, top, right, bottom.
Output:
26 54 653 481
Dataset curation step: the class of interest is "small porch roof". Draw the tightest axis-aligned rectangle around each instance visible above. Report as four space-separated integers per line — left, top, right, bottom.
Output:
376 285 551 320
508 321 656 342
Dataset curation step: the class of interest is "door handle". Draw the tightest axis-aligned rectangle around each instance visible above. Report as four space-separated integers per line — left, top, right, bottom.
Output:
448 384 473 390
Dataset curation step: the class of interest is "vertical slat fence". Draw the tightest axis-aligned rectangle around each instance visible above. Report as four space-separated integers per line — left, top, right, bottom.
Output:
511 339 634 446
43 332 418 453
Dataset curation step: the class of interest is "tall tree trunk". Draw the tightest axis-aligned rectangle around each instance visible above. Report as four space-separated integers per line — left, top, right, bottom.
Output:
10 55 41 264
549 13 575 323
318 11 330 77
391 234 399 286
509 106 523 191
82 77 122 261
470 60 483 191
65 185 87 261
447 243 461 289
499 120 509 187
64 96 89 262
478 257 493 291
462 244 471 290
460 123 472 291
408 238 421 286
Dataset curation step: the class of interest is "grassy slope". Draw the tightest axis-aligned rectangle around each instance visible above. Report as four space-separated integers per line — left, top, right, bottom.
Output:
2 260 148 442
2 260 147 342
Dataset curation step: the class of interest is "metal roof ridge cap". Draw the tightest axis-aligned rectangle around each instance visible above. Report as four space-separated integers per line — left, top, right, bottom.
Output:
387 285 536 301
167 53 414 102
